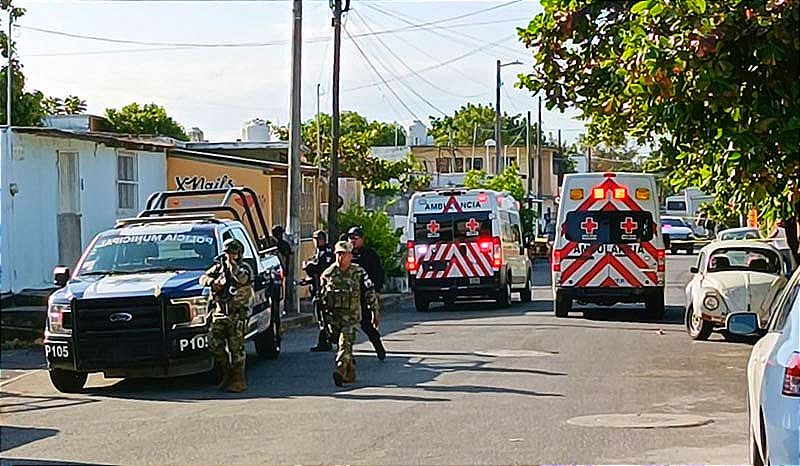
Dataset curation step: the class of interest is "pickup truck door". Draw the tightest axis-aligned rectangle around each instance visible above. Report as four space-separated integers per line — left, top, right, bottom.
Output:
224 227 270 335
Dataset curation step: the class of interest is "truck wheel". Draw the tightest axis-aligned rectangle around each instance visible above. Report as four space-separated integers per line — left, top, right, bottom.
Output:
414 294 430 312
685 245 694 254
256 302 281 360
519 273 532 303
496 280 511 308
49 369 87 393
554 291 571 318
670 247 679 255
685 305 713 340
645 289 665 321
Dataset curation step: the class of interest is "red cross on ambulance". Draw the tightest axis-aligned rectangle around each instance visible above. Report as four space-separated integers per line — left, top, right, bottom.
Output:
581 217 598 235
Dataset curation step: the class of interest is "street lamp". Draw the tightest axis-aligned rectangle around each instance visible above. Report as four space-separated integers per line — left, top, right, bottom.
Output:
495 59 523 174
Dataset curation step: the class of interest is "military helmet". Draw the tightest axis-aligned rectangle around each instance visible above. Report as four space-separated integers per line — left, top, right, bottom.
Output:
223 238 245 254
334 240 353 254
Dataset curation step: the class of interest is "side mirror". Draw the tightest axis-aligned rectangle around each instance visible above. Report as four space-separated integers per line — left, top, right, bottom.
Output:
690 266 699 274
726 313 759 336
53 266 70 288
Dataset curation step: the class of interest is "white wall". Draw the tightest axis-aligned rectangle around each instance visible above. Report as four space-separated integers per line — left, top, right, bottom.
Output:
1 132 166 292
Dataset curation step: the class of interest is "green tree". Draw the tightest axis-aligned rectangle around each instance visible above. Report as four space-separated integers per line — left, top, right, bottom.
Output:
429 102 541 147
336 204 404 277
105 102 188 140
518 0 800 261
42 95 87 116
464 164 538 238
1 1 46 126
278 111 424 195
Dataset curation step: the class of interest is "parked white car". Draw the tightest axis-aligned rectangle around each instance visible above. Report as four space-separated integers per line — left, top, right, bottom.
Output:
685 241 788 340
728 268 800 466
717 226 761 241
661 215 696 254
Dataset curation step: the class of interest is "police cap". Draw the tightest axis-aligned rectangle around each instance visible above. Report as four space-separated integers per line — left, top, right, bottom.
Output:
347 226 364 238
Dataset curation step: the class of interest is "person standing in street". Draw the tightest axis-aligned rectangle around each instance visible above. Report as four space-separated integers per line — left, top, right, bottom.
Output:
199 238 254 393
319 241 381 386
304 230 335 351
348 226 387 361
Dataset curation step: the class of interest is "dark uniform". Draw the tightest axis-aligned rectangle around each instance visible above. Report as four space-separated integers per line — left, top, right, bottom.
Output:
304 230 336 351
348 226 387 361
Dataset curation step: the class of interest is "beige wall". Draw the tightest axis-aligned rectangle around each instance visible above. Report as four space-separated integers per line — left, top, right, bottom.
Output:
408 145 559 196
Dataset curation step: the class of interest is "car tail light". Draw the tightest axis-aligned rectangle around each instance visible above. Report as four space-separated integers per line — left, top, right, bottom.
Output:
656 249 666 273
406 241 418 272
552 250 561 272
478 239 492 252
783 352 800 396
492 236 502 268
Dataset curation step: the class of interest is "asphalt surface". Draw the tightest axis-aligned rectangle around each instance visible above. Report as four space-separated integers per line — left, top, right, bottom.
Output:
1 254 754 465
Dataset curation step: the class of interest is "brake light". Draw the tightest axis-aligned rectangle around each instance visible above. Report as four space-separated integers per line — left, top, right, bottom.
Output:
613 187 627 199
603 172 616 177
593 187 605 199
492 236 502 268
478 239 492 252
552 250 561 272
656 249 666 273
406 241 418 272
783 352 800 396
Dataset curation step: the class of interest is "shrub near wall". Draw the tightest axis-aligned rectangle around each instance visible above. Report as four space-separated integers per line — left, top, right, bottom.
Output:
337 205 404 278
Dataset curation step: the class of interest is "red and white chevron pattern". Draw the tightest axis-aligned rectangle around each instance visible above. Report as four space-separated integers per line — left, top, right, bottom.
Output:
415 242 495 279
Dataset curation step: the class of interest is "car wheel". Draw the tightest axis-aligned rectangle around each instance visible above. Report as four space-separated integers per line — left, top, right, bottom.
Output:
255 301 281 360
685 245 694 254
49 369 87 393
496 279 512 308
554 290 571 318
519 273 532 303
414 294 430 312
670 247 679 255
685 305 713 340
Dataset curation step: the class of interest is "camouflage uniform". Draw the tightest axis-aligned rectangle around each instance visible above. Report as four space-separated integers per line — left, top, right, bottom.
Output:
319 254 380 386
200 249 253 391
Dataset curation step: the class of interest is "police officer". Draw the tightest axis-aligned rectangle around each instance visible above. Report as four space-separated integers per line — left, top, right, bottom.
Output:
304 230 335 352
319 241 380 386
199 238 254 393
347 226 387 361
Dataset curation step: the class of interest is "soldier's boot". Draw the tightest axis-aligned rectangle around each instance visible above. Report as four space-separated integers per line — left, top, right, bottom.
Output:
310 330 333 352
333 363 347 387
216 359 232 390
343 360 356 384
226 365 247 393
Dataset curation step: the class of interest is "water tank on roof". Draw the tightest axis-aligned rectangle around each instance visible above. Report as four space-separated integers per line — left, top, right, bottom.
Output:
189 127 205 142
407 120 429 146
242 119 271 142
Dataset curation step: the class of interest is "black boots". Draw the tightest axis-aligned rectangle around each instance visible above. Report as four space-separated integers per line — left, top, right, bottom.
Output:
310 329 333 352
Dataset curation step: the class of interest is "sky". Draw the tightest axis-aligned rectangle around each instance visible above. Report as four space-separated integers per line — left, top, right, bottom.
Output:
14 0 587 143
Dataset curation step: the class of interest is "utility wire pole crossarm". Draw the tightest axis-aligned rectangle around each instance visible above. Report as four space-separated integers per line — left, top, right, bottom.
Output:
286 0 303 314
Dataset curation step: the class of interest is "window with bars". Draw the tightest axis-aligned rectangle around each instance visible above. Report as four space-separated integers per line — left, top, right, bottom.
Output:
117 151 139 210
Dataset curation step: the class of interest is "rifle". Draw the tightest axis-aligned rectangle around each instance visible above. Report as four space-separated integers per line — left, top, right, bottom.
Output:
213 254 236 306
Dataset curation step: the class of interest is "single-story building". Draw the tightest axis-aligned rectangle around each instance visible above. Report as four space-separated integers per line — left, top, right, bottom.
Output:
1 127 170 294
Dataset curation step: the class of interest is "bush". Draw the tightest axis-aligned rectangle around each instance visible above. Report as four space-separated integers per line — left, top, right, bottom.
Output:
336 205 404 277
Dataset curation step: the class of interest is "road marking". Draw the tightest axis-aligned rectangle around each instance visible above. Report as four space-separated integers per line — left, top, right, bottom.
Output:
0 369 42 388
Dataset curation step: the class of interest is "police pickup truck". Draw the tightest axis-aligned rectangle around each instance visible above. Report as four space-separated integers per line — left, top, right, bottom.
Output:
44 188 284 393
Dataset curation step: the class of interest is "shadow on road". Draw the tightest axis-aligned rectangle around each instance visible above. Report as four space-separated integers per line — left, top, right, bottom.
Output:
0 348 46 371
581 305 685 325
0 391 98 414
0 425 59 453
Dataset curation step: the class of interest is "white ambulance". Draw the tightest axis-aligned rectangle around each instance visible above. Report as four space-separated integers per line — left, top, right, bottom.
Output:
552 173 666 319
406 189 532 311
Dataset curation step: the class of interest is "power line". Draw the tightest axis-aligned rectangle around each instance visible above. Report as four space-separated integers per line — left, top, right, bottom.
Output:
364 2 529 62
343 33 519 93
344 26 420 121
351 9 482 101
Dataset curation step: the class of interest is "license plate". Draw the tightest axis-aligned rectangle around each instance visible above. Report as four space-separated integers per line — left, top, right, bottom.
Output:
469 278 480 285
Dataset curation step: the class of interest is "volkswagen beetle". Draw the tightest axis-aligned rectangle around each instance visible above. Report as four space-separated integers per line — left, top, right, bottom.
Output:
685 240 788 341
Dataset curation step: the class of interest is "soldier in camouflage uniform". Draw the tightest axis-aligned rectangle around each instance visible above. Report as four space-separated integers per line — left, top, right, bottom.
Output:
319 241 381 386
200 238 254 393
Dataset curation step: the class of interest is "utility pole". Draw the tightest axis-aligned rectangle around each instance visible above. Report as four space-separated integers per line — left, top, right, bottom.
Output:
5 9 11 129
316 83 321 162
526 110 531 196
537 96 543 198
328 0 343 241
587 146 592 173
285 0 303 314
495 59 502 175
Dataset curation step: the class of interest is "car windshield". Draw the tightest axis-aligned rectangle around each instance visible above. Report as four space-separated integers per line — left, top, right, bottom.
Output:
77 230 218 276
720 230 760 240
706 248 781 274
662 218 687 228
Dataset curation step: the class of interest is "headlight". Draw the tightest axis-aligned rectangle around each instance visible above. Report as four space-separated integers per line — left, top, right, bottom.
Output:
703 294 720 311
48 303 72 335
170 295 211 328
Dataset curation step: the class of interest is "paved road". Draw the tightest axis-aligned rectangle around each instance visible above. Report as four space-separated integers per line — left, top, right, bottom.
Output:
1 254 753 465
